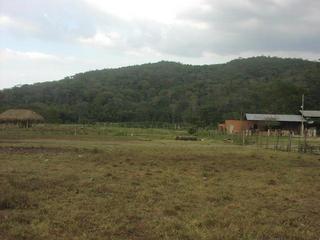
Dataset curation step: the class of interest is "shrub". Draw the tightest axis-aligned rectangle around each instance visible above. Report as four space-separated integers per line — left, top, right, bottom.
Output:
188 127 197 135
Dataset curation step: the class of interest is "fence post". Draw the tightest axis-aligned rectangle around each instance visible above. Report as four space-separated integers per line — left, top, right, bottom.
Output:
242 130 245 145
287 132 292 152
275 131 280 151
259 132 263 149
298 134 301 152
304 130 307 153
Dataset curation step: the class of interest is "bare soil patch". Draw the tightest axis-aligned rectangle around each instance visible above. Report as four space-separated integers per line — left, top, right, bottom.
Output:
0 146 77 154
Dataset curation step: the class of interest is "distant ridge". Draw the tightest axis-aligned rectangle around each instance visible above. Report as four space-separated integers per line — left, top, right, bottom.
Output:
1 56 319 125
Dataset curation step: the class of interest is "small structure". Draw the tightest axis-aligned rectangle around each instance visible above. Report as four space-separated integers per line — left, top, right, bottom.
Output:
218 120 254 134
219 113 305 135
300 110 320 137
245 114 304 133
0 109 44 128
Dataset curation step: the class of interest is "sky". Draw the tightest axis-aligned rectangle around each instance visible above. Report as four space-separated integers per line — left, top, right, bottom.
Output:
0 0 320 89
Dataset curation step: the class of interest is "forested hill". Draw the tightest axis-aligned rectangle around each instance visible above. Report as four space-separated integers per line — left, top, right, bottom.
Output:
1 56 320 125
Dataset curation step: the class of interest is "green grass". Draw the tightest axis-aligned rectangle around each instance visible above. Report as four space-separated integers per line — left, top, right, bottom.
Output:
1 125 320 239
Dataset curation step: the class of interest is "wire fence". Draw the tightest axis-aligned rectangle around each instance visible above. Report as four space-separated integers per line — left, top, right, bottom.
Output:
221 130 320 154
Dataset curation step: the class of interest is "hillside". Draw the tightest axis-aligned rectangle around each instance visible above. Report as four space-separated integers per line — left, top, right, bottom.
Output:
1 56 319 125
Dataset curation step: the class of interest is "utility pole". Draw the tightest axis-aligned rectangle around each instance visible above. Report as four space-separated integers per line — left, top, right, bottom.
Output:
240 112 245 145
301 94 305 136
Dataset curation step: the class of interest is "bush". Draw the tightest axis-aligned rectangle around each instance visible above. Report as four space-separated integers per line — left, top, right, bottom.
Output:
188 127 197 135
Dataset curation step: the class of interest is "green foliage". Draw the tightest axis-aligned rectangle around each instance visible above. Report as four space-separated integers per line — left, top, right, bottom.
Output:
1 57 319 125
188 127 198 135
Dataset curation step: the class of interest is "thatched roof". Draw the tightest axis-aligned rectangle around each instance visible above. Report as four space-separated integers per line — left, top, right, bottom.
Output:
0 109 44 122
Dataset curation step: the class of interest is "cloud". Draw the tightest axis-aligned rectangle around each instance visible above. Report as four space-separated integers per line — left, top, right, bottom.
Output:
0 48 60 61
0 48 92 89
0 15 13 25
0 15 37 32
82 0 205 24
1 0 320 89
76 0 320 59
78 31 122 48
173 0 320 55
3 0 320 58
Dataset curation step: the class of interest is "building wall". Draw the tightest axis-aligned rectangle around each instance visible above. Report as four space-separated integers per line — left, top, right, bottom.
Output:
219 119 305 135
223 120 255 134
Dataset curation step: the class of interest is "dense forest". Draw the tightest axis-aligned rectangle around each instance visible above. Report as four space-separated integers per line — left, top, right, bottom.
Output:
1 56 319 126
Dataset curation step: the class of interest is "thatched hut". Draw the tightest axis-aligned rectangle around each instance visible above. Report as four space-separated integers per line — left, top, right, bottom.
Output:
0 109 44 128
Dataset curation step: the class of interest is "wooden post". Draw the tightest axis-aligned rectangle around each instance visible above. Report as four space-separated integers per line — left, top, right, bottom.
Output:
275 131 280 151
298 133 301 152
240 112 245 146
242 130 245 146
304 130 307 153
301 94 305 137
287 132 292 152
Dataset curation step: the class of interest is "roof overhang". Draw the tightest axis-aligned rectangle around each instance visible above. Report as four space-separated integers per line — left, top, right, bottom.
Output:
246 113 305 122
300 110 320 118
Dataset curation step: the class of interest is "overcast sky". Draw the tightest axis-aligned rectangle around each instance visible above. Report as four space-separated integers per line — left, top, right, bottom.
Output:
1 0 320 89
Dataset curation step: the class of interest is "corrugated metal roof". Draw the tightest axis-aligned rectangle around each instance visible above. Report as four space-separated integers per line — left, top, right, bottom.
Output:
300 110 320 118
246 113 304 122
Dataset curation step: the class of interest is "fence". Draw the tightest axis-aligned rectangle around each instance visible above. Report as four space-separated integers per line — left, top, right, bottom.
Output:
230 130 320 154
197 129 320 154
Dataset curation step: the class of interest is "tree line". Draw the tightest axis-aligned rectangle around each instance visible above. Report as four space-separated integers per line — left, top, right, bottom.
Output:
1 56 319 126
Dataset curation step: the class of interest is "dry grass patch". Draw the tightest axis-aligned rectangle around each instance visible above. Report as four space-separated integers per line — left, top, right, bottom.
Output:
0 136 319 239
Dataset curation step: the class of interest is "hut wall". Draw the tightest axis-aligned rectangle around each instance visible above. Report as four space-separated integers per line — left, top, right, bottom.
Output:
223 120 255 134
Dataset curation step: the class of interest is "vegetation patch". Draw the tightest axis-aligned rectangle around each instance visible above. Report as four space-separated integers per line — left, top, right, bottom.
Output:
0 126 319 239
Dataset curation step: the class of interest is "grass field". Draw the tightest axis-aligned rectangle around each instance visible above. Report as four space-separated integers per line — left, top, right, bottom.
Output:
1 125 320 239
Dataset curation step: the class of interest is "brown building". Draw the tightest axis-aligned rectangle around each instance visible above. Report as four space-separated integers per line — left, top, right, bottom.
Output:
219 113 305 134
218 120 254 134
